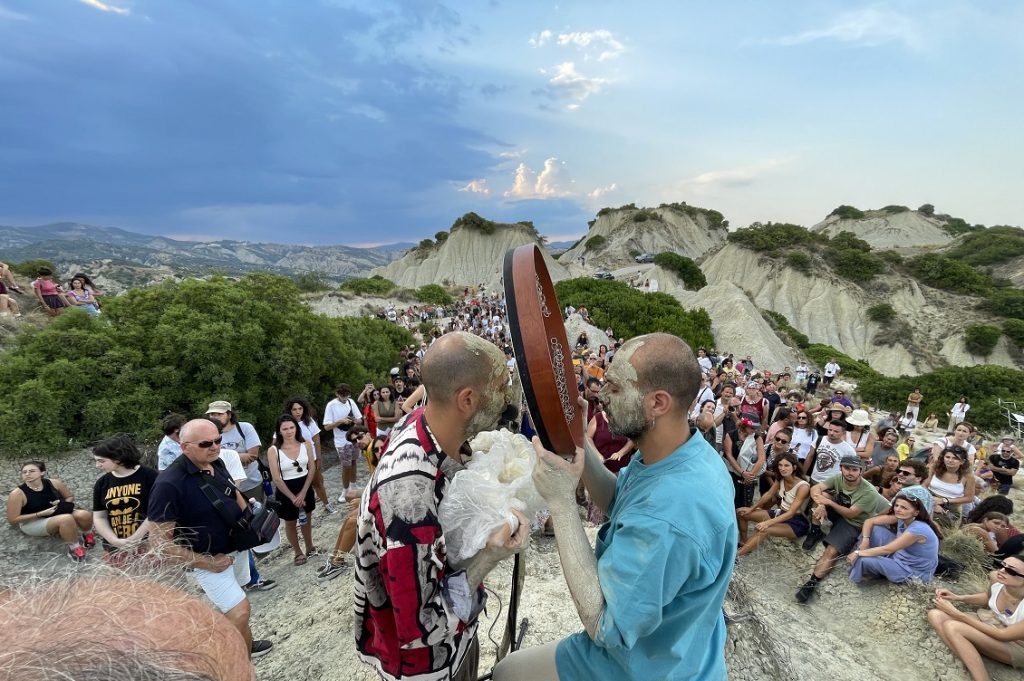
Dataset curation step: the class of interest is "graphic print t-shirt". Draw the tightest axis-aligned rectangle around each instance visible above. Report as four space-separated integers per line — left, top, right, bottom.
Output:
92 466 159 548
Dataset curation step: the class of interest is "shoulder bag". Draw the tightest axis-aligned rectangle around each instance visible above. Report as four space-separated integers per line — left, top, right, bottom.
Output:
193 471 280 552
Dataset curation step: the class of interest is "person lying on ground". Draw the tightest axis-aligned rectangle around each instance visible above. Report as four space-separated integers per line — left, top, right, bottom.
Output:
737 451 810 556
848 484 942 584
6 460 95 562
928 552 1024 680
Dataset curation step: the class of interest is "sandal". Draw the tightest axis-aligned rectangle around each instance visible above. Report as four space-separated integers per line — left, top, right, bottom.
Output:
294 554 307 566
306 546 320 557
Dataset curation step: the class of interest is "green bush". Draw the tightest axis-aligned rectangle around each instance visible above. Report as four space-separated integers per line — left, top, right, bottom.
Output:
867 303 897 323
964 324 1001 357
763 311 810 349
341 275 396 297
632 209 659 223
878 250 903 265
8 259 56 278
905 254 992 295
584 235 607 251
653 252 706 291
827 231 872 252
434 231 449 242
1003 319 1024 348
0 275 413 456
984 290 1024 320
293 271 331 292
804 344 878 381
727 222 813 253
881 205 910 215
415 284 453 305
826 248 885 282
945 226 1024 267
659 202 728 229
554 278 714 351
829 205 866 220
917 204 935 216
417 238 434 250
785 251 812 274
451 212 499 235
858 364 1024 434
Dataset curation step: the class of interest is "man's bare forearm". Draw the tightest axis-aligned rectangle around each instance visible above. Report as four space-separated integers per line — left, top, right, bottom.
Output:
582 438 617 515
549 499 604 639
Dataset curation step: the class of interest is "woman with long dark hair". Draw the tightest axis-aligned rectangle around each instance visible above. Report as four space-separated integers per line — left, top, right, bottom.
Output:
736 452 810 556
925 445 976 526
283 396 334 514
372 385 401 436
267 414 317 565
723 417 765 509
848 485 942 583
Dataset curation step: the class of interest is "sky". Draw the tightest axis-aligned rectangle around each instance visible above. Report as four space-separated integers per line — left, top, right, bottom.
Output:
0 0 1021 246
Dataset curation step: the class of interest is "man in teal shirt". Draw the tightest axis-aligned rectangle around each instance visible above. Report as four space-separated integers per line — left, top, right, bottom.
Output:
495 333 736 681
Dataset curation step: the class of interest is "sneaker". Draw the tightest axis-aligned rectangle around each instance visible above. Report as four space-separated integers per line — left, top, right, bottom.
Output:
323 502 338 515
338 493 348 504
316 559 347 581
250 639 273 658
68 545 87 563
244 578 278 592
801 525 824 551
795 576 820 604
83 532 97 549
9 285 24 295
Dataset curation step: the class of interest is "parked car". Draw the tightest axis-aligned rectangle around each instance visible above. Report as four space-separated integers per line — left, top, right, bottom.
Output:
593 271 614 280
634 253 656 263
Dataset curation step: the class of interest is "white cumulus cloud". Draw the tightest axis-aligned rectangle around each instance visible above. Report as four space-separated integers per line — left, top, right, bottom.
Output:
768 7 923 50
528 29 553 47
458 179 490 195
544 62 606 102
678 159 789 194
504 158 573 199
587 183 617 199
79 0 130 15
556 30 625 61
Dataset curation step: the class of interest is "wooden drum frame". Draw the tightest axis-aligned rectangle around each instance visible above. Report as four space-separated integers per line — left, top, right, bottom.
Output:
503 244 584 455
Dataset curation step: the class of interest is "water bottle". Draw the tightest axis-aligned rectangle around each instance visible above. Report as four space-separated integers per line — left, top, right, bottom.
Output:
297 509 308 526
249 499 263 513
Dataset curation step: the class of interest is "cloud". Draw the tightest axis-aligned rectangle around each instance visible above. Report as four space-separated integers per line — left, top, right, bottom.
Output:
504 158 573 199
678 159 789 194
0 4 30 21
530 28 624 61
539 62 606 103
587 182 617 199
458 179 490 195
79 0 130 15
768 6 923 49
496 149 527 159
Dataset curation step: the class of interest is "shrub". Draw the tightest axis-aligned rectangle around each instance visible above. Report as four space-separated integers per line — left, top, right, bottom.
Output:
804 344 878 381
762 311 810 349
785 251 812 274
867 303 897 323
434 231 449 242
554 278 714 350
881 205 910 214
1003 319 1024 348
659 202 728 229
945 226 1024 267
340 275 396 297
878 250 903 265
727 222 812 253
417 238 434 250
827 231 872 252
0 275 413 455
826 248 885 282
451 212 499 235
905 254 992 295
293 271 331 292
584 235 607 251
829 205 866 220
415 284 453 305
632 209 659 223
653 252 706 291
917 204 935 216
964 324 1001 357
8 259 56 278
939 216 983 236
984 290 1024 320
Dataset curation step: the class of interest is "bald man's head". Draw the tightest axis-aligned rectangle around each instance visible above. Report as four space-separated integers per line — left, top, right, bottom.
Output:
420 332 505 406
624 333 701 414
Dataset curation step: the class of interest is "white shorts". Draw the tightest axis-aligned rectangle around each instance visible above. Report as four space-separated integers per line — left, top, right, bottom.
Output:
191 551 250 613
19 517 53 537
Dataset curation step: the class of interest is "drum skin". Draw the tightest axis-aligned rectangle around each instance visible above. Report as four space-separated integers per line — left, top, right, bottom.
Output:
503 244 584 455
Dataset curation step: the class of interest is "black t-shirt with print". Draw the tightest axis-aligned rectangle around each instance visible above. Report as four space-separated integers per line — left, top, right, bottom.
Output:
988 453 1019 485
92 466 159 549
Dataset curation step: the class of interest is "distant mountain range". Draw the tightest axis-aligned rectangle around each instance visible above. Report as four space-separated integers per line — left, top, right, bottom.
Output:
0 222 414 279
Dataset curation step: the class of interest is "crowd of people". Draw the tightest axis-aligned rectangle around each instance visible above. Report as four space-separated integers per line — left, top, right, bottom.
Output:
0 262 103 318
5 283 1024 681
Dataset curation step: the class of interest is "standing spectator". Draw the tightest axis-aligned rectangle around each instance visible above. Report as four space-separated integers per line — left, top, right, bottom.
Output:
907 387 924 421
372 385 401 436
723 417 765 509
285 397 335 514
267 414 317 566
697 347 713 373
805 370 821 397
323 383 363 494
205 401 263 501
6 461 95 562
949 396 971 432
157 413 186 471
91 434 159 566
147 419 273 659
822 358 841 387
795 360 809 387
31 266 68 316
849 485 941 584
354 333 528 681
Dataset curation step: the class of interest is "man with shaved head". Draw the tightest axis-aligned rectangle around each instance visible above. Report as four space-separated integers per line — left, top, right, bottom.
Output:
354 331 530 681
495 333 737 681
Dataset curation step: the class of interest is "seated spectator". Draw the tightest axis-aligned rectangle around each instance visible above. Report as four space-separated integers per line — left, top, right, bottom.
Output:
0 261 25 293
6 460 95 561
63 275 100 316
898 411 918 434
790 409 817 462
963 512 1012 554
865 453 901 490
849 485 942 584
897 434 917 461
931 422 979 466
31 266 68 316
736 452 810 556
925 445 976 527
989 439 1021 495
928 553 1024 678
923 412 940 430
881 459 928 501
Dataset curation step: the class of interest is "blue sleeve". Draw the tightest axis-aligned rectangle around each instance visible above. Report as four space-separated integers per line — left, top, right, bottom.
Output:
595 515 696 652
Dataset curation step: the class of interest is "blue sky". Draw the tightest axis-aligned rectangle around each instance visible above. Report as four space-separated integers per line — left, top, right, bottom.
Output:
0 1 1021 245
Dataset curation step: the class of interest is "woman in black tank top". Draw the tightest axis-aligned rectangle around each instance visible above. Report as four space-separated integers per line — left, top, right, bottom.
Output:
6 461 95 561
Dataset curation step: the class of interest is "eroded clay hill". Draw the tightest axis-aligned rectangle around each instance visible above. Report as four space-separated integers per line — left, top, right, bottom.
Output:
812 208 953 250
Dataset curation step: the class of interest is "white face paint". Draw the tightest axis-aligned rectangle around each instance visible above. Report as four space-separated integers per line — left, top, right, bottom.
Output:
599 340 647 440
462 334 513 437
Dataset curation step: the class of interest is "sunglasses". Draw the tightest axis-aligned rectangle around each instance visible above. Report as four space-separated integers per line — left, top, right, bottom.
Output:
291 460 304 474
774 437 791 444
189 437 222 449
896 470 916 477
997 561 1024 579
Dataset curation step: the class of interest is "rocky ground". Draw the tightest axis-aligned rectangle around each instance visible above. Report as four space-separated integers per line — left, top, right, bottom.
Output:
2 435 1022 681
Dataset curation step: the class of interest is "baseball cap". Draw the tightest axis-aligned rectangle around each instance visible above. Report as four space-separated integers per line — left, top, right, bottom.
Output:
206 400 232 414
390 367 400 376
839 455 863 469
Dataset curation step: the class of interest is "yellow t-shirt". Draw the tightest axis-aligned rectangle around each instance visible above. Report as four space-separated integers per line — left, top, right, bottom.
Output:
897 443 911 461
